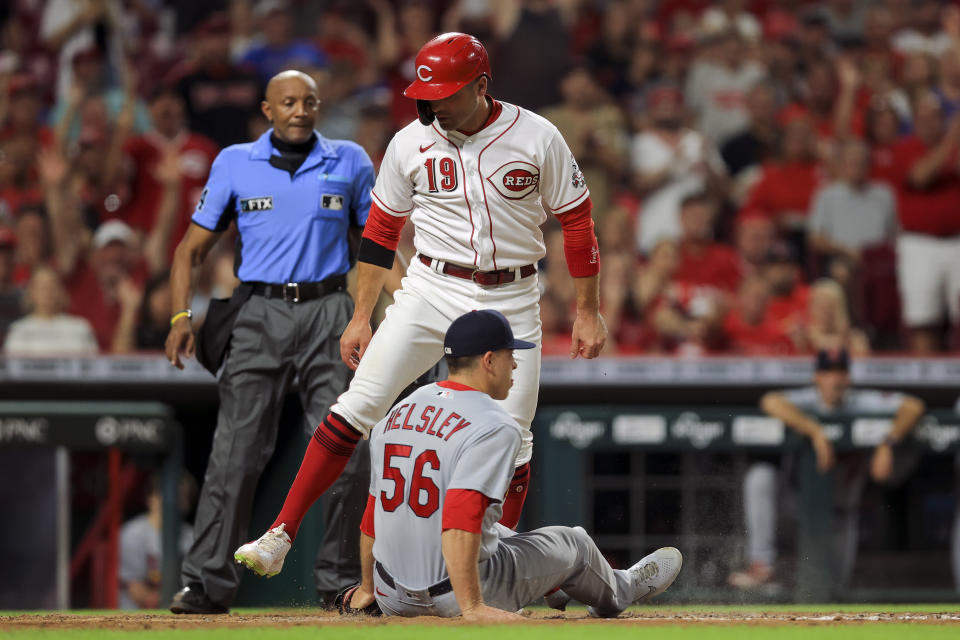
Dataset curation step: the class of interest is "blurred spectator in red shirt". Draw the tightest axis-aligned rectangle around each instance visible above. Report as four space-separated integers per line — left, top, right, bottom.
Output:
0 227 21 342
741 112 822 259
0 74 54 147
762 242 809 341
889 90 960 352
0 135 42 221
120 86 218 267
173 13 262 149
64 220 148 353
673 191 742 293
722 274 795 355
866 95 906 186
735 209 775 277
9 204 51 287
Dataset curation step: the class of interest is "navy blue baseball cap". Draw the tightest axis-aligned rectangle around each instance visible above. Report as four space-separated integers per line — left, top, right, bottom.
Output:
443 310 536 357
815 348 849 372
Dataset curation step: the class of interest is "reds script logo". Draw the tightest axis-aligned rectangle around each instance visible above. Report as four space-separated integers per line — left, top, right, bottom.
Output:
486 161 540 200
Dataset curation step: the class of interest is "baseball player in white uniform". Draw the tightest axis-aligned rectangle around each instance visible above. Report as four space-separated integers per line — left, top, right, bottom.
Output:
236 32 607 580
338 310 681 620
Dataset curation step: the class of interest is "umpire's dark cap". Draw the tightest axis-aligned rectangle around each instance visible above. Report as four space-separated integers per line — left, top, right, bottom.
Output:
444 310 536 357
815 348 850 372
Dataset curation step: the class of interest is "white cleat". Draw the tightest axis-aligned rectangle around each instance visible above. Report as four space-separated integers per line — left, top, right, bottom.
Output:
234 524 291 577
589 546 683 618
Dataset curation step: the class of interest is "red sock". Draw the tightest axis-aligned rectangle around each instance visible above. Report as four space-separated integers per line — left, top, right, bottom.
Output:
270 413 361 540
498 462 530 530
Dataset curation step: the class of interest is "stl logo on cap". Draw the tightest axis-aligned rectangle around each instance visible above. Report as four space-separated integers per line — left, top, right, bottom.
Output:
487 161 540 200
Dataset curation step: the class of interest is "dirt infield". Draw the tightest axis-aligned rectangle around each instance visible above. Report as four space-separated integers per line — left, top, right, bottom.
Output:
4 609 960 629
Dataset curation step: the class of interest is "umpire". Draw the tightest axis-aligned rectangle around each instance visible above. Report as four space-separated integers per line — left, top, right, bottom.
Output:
164 70 375 614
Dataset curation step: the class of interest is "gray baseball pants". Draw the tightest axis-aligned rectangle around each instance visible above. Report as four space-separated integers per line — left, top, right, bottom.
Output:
180 291 353 608
373 525 637 617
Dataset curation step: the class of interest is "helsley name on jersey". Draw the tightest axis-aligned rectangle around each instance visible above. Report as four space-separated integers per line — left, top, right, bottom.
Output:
381 400 471 442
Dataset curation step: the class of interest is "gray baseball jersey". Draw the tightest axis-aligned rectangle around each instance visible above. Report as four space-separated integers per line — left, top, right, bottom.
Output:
781 387 905 416
368 381 522 590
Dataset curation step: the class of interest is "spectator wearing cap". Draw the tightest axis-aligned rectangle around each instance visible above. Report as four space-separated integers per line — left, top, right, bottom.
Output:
61 220 148 352
172 12 261 149
698 0 762 44
807 139 898 276
120 86 219 268
240 1 328 85
3 265 97 356
888 90 960 352
728 348 925 590
0 134 43 221
683 28 767 146
540 66 628 222
630 84 727 255
0 228 22 341
672 191 742 294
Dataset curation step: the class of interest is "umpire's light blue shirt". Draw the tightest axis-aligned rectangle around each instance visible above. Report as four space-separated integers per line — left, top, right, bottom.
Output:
192 129 374 283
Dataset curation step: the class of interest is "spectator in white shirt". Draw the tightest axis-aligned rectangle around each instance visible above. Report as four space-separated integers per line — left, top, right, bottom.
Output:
3 265 97 356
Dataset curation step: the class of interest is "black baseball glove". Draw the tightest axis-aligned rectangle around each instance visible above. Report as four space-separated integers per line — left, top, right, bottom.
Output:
335 584 383 617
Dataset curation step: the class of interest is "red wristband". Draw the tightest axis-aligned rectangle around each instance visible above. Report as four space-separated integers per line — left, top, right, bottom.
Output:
556 198 600 278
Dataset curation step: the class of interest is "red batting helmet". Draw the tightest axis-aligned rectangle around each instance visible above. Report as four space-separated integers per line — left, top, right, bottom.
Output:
404 32 491 100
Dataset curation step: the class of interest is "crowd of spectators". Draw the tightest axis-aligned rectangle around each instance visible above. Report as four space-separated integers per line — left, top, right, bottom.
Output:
2 0 960 357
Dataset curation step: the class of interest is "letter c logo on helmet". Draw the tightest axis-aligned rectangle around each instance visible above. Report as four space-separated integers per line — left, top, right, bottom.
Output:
416 65 433 82
404 32 492 101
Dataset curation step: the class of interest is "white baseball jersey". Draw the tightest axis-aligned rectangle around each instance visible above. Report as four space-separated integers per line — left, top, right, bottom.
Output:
370 100 590 270
368 381 522 590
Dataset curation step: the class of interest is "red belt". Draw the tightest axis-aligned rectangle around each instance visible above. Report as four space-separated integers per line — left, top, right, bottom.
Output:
418 254 536 286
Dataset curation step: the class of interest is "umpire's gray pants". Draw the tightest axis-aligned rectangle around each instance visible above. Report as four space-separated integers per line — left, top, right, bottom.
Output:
180 292 352 607
374 525 636 617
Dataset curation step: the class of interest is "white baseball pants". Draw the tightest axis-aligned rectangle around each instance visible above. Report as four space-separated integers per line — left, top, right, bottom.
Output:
331 257 541 466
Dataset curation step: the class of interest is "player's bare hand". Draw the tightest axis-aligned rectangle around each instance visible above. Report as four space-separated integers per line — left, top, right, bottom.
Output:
340 316 373 370
570 312 608 359
165 317 195 370
461 604 525 622
869 442 894 483
810 430 836 473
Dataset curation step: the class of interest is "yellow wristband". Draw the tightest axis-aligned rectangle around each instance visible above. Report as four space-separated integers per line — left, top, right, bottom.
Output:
170 310 192 326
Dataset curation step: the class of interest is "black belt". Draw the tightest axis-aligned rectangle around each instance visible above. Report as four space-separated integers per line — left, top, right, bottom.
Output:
249 275 346 302
418 254 536 286
375 561 453 597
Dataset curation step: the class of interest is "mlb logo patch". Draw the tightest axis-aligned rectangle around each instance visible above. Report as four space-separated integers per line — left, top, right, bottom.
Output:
322 194 344 210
